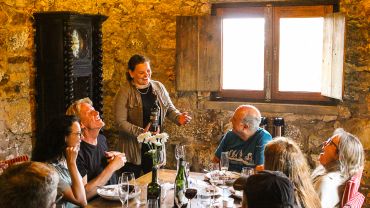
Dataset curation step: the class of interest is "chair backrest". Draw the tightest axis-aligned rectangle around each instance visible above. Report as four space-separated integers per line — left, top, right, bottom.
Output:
3 155 29 166
342 192 365 208
341 170 365 208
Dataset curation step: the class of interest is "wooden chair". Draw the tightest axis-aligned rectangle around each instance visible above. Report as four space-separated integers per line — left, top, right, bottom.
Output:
2 155 29 167
341 169 365 208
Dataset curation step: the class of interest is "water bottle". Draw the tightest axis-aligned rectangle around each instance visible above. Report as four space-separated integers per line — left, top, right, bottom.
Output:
273 117 285 137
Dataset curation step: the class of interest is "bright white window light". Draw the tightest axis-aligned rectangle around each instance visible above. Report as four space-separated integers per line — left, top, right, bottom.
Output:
279 18 324 92
222 18 265 90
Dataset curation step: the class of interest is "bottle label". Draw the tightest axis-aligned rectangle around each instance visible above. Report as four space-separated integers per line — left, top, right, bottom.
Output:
174 188 188 207
174 160 188 208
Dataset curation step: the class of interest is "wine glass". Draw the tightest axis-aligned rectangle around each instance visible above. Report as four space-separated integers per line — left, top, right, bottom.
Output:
185 162 190 178
241 167 254 177
118 175 129 208
156 148 166 168
175 144 185 160
185 187 198 208
121 172 135 207
175 144 185 170
208 163 220 207
220 152 229 172
220 152 229 198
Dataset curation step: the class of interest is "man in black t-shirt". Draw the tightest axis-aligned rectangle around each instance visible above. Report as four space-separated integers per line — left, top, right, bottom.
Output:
67 98 126 200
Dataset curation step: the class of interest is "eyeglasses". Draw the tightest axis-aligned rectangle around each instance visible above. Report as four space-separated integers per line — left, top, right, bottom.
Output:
324 136 339 149
50 193 64 208
70 132 83 138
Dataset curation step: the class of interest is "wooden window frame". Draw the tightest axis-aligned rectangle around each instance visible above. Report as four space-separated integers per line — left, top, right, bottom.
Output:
214 4 334 103
271 6 333 102
175 1 344 105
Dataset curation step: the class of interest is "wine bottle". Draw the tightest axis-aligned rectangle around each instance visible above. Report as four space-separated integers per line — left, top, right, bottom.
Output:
149 99 160 132
147 166 161 207
174 158 188 208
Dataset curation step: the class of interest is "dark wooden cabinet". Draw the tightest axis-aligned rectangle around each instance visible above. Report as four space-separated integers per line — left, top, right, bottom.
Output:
34 12 107 137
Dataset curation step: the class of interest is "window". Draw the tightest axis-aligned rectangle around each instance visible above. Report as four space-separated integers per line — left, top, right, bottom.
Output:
176 3 345 104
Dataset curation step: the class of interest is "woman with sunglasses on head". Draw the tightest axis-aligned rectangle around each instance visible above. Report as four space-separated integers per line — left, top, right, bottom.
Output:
32 115 87 208
312 128 364 208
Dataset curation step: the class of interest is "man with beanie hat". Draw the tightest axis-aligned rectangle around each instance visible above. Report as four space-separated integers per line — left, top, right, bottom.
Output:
234 170 295 208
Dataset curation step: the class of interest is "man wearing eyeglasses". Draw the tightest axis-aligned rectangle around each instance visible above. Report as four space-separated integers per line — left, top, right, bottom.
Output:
213 105 272 172
67 98 127 200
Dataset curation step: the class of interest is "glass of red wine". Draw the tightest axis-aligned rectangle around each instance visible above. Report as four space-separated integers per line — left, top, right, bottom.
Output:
185 188 198 208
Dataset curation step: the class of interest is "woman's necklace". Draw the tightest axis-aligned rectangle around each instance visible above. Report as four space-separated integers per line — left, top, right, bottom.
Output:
136 86 150 95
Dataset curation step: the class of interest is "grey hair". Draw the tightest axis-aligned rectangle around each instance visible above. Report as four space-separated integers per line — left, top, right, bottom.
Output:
334 128 364 178
241 115 261 132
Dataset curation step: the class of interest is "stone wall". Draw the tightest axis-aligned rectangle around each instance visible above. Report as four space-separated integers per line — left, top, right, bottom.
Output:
0 0 368 206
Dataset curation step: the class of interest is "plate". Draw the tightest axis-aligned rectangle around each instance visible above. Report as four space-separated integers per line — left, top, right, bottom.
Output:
189 179 224 197
97 185 141 201
197 185 223 197
204 170 240 185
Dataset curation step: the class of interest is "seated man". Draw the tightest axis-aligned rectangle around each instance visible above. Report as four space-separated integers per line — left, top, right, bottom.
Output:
0 161 59 208
66 98 126 200
213 105 272 172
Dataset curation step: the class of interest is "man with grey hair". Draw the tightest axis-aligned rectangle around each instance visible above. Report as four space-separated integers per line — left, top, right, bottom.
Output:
213 105 272 172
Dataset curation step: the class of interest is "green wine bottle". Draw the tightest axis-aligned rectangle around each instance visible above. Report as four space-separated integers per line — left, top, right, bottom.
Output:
147 166 161 207
149 98 160 132
174 158 188 208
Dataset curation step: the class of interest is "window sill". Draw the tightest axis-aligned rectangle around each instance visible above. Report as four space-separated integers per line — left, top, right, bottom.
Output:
202 101 339 115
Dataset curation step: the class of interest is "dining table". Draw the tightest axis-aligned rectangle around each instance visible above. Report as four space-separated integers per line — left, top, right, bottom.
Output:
86 169 243 208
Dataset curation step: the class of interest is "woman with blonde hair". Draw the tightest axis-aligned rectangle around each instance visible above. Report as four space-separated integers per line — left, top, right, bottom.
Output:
312 128 364 208
264 137 321 208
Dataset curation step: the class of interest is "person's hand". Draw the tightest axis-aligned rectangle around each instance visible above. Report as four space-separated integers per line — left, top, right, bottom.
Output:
144 123 151 132
178 112 192 125
107 153 126 171
255 164 264 172
106 151 125 163
65 146 80 165
105 151 122 159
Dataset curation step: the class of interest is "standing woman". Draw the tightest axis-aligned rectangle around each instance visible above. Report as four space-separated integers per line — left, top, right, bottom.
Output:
264 137 321 208
114 54 191 177
32 115 87 208
312 128 364 208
